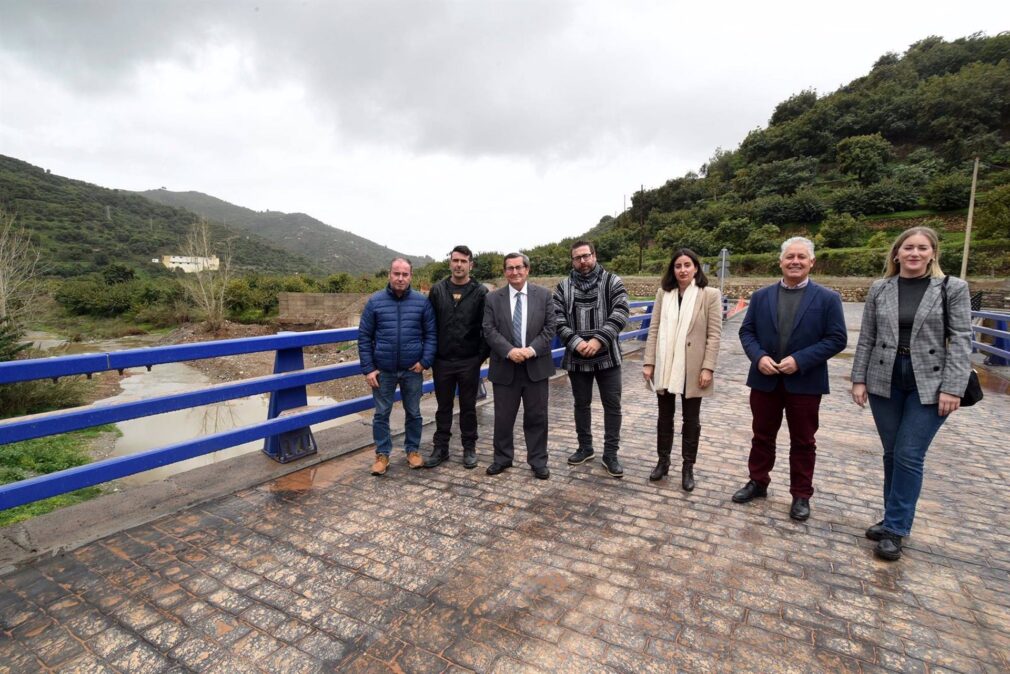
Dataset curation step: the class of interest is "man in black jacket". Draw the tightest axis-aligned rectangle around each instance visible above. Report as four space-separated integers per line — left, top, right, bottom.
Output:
425 245 489 469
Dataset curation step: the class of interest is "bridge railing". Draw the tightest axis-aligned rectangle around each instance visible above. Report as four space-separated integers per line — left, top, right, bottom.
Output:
0 304 656 511
972 309 1010 366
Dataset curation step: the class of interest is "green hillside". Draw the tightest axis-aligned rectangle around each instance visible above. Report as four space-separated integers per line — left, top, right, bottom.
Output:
137 189 433 275
520 33 1010 276
0 155 322 277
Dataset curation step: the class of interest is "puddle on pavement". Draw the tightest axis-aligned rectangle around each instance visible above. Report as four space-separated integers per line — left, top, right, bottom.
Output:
974 367 1010 395
269 459 357 494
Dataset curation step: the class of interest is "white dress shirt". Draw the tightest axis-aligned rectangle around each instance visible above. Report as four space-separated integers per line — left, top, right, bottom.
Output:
509 283 529 350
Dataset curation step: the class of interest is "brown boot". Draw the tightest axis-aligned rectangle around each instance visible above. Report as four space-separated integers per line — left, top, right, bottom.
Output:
371 453 390 475
406 451 424 469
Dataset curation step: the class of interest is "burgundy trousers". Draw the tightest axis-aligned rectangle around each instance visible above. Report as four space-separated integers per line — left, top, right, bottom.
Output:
747 380 822 498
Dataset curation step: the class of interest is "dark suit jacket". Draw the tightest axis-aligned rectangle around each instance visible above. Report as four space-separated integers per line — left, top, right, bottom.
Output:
739 279 847 395
483 283 556 385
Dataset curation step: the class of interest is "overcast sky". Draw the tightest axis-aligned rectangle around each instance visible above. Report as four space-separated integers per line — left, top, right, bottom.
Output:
0 2 1004 260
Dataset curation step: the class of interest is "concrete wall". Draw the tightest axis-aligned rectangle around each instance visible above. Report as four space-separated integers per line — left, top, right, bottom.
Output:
278 292 371 327
279 279 1010 326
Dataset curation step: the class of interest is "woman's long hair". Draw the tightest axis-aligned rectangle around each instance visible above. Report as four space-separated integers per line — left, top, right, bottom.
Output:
661 248 708 292
884 227 944 278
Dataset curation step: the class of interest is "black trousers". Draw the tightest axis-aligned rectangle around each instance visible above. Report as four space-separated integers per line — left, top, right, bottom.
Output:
568 365 622 457
491 366 549 470
432 355 483 451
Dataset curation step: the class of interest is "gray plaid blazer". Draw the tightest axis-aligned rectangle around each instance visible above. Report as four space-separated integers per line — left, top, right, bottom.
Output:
851 275 972 404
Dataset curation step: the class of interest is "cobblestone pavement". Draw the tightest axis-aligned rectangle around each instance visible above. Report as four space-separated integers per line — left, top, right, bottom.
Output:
2 306 1008 673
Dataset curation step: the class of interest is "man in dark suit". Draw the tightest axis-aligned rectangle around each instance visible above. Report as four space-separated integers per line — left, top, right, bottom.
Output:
482 253 557 479
733 237 847 521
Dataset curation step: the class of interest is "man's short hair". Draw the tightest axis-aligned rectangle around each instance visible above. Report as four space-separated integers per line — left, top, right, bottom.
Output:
570 240 596 255
503 252 530 268
450 245 473 261
779 237 815 260
390 256 413 270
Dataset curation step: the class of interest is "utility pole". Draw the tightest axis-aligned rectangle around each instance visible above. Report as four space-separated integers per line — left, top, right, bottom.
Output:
638 184 645 273
960 156 979 280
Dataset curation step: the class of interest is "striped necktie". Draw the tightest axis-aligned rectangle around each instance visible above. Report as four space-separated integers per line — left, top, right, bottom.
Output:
512 291 523 347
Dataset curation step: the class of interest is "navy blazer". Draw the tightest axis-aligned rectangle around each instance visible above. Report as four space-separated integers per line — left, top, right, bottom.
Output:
739 280 847 394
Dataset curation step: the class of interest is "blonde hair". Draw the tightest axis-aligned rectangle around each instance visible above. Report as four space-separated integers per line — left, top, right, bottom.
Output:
884 226 944 278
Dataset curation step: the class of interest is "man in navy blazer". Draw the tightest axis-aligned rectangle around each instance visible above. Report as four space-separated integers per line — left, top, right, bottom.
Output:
733 237 847 521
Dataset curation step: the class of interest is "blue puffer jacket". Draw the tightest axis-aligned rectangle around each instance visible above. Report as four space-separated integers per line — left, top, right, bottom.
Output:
358 285 437 373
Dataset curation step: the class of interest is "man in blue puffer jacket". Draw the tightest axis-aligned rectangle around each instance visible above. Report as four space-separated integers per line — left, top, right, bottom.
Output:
358 258 437 475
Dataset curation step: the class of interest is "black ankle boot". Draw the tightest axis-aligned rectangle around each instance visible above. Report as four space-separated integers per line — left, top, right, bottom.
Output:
681 462 695 491
649 459 669 481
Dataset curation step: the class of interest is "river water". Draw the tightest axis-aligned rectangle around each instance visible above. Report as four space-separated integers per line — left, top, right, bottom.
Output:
30 331 351 486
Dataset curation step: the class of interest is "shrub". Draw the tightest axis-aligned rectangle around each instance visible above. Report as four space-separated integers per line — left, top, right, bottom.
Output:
818 213 866 248
924 173 972 211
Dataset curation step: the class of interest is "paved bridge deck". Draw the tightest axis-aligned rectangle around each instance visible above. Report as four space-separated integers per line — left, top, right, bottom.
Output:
2 306 1008 673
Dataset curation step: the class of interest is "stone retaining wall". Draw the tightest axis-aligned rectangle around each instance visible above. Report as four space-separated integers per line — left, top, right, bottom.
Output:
280 279 1010 326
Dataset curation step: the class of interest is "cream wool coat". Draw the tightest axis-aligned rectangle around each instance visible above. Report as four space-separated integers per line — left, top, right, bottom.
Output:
643 286 723 399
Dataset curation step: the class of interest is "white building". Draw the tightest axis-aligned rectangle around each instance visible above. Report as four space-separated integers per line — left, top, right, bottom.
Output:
158 255 220 273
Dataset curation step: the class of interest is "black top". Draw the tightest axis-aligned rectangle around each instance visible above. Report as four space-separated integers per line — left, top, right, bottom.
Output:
777 285 807 358
897 275 931 349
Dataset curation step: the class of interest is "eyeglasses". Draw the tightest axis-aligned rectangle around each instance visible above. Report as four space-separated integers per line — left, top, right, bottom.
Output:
504 265 526 273
572 253 594 262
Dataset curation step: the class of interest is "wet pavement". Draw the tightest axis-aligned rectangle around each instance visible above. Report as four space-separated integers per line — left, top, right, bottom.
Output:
2 305 1009 673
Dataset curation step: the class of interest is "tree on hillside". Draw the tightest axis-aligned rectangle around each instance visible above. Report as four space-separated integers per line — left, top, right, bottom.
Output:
770 89 817 126
182 219 231 331
0 208 41 323
836 134 893 185
974 184 1010 239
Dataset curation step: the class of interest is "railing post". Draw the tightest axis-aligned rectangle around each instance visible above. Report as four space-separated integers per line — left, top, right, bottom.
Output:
263 334 317 462
987 317 1010 366
639 302 653 340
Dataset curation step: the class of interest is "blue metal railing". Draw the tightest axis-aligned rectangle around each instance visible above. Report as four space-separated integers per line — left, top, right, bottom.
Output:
972 310 1010 366
0 303 655 510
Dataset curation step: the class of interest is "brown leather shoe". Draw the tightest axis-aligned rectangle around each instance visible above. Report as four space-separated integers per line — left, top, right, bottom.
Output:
370 453 389 476
406 451 424 469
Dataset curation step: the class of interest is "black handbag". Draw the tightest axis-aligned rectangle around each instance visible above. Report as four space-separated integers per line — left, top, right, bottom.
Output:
941 276 983 407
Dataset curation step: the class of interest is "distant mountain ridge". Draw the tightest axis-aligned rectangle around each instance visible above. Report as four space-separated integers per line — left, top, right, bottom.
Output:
0 154 319 277
138 189 433 275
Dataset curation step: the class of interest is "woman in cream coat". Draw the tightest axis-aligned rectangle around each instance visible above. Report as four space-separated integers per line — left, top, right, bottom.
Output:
851 226 971 561
643 248 722 490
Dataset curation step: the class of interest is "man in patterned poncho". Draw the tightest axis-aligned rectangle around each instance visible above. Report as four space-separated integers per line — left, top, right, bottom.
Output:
553 241 630 478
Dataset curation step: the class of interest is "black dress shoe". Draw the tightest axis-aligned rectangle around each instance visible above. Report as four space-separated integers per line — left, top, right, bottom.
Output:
874 533 902 561
463 448 478 469
789 497 811 521
567 448 595 465
424 449 449 468
533 466 550 480
602 455 623 478
485 462 512 476
732 480 768 503
865 521 885 541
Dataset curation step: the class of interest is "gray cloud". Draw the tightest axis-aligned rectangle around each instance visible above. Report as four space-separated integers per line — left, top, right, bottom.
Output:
0 1 737 162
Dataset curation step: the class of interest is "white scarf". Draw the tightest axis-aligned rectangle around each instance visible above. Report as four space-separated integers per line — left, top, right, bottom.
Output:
655 281 698 394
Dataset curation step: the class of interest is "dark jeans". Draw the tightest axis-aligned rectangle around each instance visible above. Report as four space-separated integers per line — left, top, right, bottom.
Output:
868 355 948 537
747 380 822 498
568 365 622 457
657 393 702 460
432 355 482 451
371 369 423 455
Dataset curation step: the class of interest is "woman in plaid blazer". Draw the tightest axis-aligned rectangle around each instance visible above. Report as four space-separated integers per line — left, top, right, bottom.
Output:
850 227 972 561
